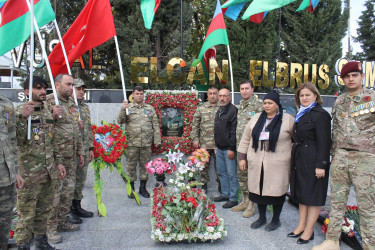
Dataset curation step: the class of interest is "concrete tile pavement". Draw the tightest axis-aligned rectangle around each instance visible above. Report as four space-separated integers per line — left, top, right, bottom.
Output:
46 161 352 250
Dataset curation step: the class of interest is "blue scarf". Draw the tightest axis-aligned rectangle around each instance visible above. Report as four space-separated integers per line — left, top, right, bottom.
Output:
295 102 317 122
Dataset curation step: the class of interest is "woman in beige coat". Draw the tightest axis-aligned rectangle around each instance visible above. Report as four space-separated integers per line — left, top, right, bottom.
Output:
238 90 294 231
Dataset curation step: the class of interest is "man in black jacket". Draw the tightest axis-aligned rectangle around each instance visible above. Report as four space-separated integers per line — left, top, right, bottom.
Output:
214 88 239 208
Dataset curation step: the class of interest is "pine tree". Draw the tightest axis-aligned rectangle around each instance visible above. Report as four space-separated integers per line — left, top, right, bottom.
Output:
354 0 375 60
280 0 348 94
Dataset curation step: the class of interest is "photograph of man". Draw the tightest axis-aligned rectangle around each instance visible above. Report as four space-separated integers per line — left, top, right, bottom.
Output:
161 107 184 137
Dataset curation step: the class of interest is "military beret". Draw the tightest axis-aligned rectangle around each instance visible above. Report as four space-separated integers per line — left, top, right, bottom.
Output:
340 61 363 78
74 78 87 88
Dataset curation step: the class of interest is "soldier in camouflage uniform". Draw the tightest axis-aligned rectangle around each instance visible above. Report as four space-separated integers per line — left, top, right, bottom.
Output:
0 94 24 250
232 81 263 218
46 74 84 243
14 77 66 250
191 85 220 191
313 62 375 250
161 108 184 137
117 86 161 198
70 79 94 219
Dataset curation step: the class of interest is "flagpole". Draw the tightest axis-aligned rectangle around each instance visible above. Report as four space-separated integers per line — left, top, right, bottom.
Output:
25 0 60 107
53 19 81 119
114 35 129 115
27 0 34 140
226 45 234 102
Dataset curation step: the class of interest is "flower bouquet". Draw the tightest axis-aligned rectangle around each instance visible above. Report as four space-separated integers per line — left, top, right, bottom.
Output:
146 157 177 187
150 148 227 243
322 205 362 249
91 121 140 216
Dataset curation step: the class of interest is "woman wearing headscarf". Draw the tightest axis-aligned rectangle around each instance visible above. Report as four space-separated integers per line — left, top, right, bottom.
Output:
237 90 294 231
288 82 331 244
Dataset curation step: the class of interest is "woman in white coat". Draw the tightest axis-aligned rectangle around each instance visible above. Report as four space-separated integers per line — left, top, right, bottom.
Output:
238 90 294 231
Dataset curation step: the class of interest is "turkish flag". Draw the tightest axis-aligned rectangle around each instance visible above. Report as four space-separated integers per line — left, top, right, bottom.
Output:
48 0 116 77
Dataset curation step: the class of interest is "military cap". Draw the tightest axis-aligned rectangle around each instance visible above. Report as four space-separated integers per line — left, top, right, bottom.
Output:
340 61 363 78
74 78 87 88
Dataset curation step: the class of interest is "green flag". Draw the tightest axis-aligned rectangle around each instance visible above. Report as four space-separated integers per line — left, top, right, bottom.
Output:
242 0 296 20
222 0 252 8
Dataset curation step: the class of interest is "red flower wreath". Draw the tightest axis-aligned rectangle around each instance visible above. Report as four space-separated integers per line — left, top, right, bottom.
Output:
91 123 127 164
145 92 200 155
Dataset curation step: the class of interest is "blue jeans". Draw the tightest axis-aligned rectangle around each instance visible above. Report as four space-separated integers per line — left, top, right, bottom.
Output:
216 148 239 201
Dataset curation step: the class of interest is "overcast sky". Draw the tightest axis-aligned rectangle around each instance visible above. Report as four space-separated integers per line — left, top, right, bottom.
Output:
342 0 367 56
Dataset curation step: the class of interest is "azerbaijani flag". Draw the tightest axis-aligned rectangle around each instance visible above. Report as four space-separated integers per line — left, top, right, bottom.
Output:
195 0 229 75
296 0 320 12
222 0 251 8
221 0 268 24
140 0 161 29
0 0 55 56
222 1 246 21
249 11 268 24
242 0 296 20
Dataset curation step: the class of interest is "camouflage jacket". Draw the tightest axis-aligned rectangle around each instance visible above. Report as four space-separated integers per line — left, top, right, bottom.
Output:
236 95 264 148
332 87 375 156
46 94 84 158
117 102 161 147
74 98 93 154
16 102 62 182
0 94 19 187
191 101 219 149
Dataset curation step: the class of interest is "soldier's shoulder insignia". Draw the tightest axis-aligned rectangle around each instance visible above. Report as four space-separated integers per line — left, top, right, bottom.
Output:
144 110 152 115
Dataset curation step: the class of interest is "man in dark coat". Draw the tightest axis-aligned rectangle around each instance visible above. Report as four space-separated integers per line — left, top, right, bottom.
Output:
213 88 239 209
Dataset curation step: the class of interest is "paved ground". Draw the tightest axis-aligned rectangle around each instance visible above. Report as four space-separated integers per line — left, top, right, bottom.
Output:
16 156 355 250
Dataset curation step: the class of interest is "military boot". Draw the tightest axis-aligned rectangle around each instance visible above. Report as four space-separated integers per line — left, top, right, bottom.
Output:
47 231 62 244
128 182 135 199
242 201 256 218
312 240 340 250
17 243 31 250
35 235 56 250
66 210 82 224
57 221 80 232
71 199 94 218
139 180 150 198
231 193 249 212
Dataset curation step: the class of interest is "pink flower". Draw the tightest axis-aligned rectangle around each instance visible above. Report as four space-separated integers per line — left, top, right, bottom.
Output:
147 167 155 175
156 167 164 175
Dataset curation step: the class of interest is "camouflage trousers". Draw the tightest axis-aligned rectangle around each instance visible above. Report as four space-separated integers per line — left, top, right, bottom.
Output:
47 157 77 231
126 146 151 182
0 183 15 250
327 150 375 249
237 154 249 196
15 176 57 245
200 149 219 185
74 154 89 200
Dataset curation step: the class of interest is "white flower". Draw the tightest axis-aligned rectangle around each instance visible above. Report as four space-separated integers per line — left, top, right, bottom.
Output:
155 229 162 236
189 172 194 177
165 237 171 242
169 179 174 183
171 233 177 239
166 227 171 233
177 234 184 241
178 162 190 174
224 230 227 236
159 235 165 241
198 233 204 239
218 226 224 232
191 167 196 172
207 227 214 233
187 186 191 189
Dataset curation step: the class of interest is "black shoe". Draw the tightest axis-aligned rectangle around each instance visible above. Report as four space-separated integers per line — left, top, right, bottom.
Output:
222 201 238 209
35 235 55 250
17 244 31 250
214 195 229 202
202 183 208 192
297 232 314 244
139 180 150 198
287 231 304 238
72 200 94 218
250 218 267 229
66 211 82 224
128 182 135 199
265 221 281 231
